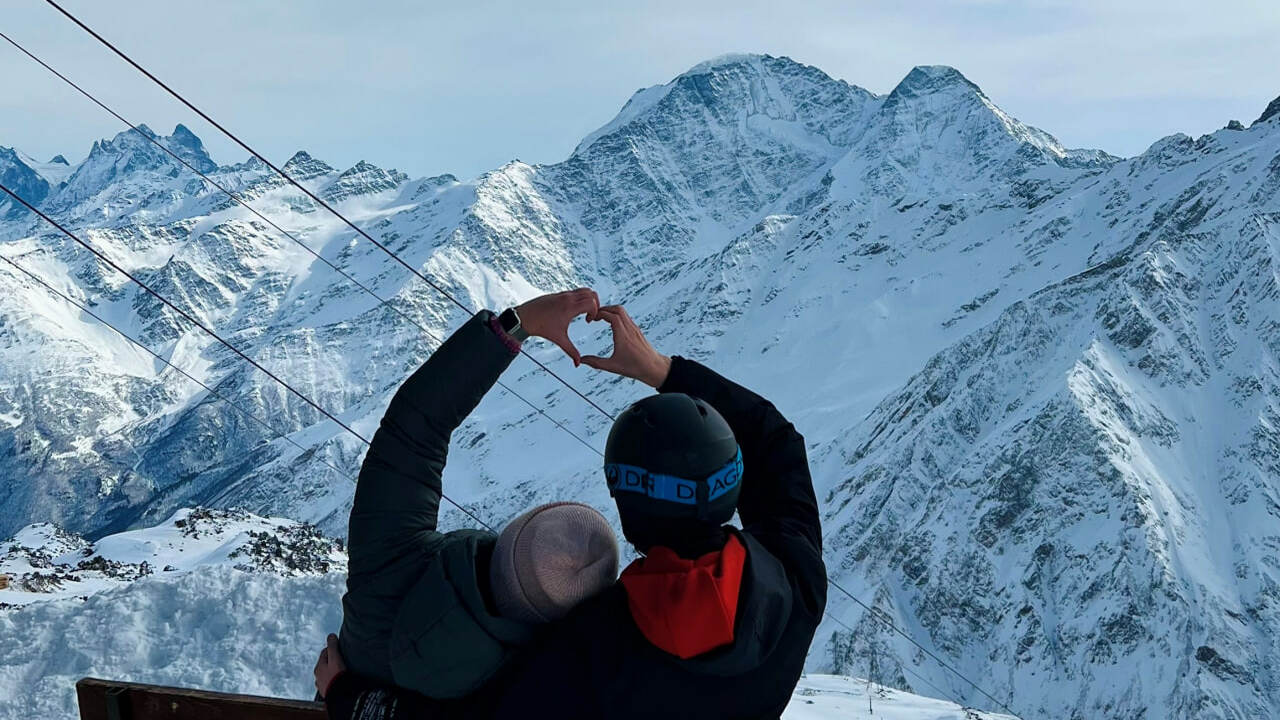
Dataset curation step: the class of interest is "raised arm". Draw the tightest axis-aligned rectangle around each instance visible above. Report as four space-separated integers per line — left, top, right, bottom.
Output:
347 289 601 575
654 356 820 552
346 309 519 573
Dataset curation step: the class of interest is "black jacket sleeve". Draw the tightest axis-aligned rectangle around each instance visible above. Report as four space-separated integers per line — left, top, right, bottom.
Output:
657 356 825 609
346 310 518 577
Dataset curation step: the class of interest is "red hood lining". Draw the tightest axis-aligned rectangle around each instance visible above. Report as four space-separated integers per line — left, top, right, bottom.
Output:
619 534 747 659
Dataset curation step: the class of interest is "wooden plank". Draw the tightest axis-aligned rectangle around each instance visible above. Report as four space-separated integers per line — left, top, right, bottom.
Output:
77 678 325 720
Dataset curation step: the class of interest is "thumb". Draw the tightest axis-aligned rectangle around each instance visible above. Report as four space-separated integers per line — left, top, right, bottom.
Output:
580 355 611 371
327 634 339 652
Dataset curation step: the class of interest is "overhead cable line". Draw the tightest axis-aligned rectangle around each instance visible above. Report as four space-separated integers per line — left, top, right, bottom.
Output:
41 0 616 424
0 181 495 532
821 610 991 716
0 28 602 462
827 577 1024 718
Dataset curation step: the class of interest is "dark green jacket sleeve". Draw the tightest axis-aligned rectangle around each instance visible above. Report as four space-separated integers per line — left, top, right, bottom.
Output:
346 310 518 577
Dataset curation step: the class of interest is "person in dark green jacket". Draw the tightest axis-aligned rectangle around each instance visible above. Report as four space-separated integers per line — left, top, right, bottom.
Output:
316 289 620 702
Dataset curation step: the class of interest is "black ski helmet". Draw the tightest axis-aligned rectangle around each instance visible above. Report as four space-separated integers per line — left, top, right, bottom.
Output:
603 393 742 528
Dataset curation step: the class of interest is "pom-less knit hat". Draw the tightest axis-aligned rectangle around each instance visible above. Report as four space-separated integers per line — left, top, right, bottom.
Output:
489 501 620 623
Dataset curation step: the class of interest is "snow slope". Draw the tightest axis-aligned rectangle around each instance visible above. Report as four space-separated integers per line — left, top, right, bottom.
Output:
2 54 1279 718
0 513 1010 720
0 508 344 607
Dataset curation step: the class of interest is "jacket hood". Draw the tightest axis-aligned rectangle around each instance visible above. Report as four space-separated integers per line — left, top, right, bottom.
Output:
389 530 537 698
624 530 793 676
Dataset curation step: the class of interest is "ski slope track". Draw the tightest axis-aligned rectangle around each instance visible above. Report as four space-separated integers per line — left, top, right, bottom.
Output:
1 54 1277 718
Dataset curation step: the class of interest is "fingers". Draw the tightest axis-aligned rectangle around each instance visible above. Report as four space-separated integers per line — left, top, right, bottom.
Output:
313 649 326 692
574 291 598 319
593 305 632 327
327 633 346 671
581 354 618 372
594 307 625 332
572 288 600 320
549 332 583 366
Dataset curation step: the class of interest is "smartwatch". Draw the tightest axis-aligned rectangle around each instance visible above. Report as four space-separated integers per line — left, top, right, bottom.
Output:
497 307 530 342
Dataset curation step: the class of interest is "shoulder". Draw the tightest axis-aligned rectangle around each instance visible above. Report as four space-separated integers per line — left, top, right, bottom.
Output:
518 584 633 668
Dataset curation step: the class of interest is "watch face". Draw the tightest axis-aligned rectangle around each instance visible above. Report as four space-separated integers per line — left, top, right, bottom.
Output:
499 308 520 332
499 308 528 340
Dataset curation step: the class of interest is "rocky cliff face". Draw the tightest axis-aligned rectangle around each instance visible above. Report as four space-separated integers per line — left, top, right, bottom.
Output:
1 54 1277 718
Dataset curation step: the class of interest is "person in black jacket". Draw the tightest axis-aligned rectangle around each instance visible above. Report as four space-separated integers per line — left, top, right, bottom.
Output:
320 301 827 720
314 289 620 704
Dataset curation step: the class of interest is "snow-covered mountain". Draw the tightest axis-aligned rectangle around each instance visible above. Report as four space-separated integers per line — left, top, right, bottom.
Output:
1 54 1278 719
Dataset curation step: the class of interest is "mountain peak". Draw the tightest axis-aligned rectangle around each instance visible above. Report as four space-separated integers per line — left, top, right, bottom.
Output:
282 151 335 181
678 52 767 77
572 53 871 158
845 63 1113 178
1256 95 1280 125
320 159 408 202
889 65 980 99
341 160 380 175
169 124 201 148
161 124 216 173
0 147 52 218
49 155 69 166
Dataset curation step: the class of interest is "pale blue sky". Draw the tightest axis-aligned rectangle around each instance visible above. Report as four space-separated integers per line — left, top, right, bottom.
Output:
2 0 1278 180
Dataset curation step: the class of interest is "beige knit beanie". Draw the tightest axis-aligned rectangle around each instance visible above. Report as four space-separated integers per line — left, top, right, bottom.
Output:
489 501 620 624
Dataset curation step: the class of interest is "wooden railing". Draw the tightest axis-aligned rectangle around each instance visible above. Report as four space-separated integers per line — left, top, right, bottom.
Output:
76 678 325 720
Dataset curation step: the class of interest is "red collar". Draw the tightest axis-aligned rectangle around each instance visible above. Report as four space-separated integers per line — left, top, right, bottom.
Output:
619 534 747 659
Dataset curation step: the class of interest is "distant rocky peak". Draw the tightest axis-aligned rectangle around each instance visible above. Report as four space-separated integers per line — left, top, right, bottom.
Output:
169 124 200 147
84 124 208 169
45 124 211 209
1256 95 1280 126
885 65 982 103
320 159 409 202
865 64 1112 171
677 52 769 78
49 155 69 165
0 146 52 217
282 151 335 181
572 53 872 157
159 124 217 173
341 160 385 176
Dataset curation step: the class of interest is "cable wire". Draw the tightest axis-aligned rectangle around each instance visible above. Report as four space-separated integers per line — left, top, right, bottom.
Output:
822 610 993 716
41 0 616 424
0 27 602 462
827 577 1023 718
0 181 495 532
